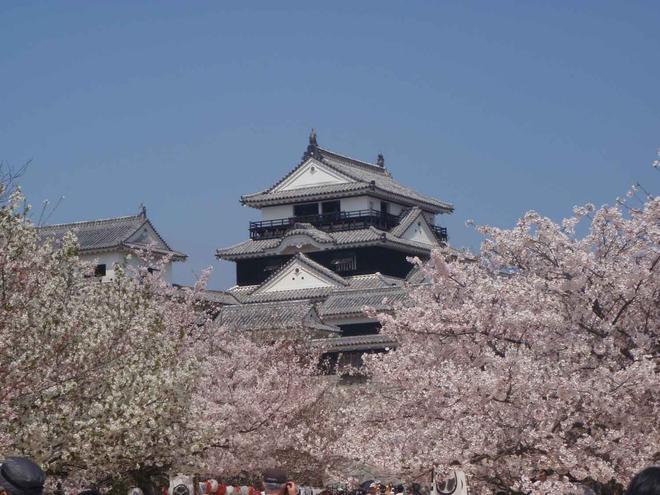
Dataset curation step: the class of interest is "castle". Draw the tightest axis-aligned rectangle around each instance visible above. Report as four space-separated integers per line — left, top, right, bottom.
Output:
215 132 453 368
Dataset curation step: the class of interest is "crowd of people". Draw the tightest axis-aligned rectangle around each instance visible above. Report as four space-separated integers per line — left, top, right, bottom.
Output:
0 458 659 495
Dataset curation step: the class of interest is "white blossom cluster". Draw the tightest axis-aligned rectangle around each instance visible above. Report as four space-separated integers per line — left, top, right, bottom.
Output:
0 189 335 487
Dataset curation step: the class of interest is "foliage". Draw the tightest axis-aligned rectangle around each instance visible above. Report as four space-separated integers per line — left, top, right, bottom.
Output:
339 188 659 493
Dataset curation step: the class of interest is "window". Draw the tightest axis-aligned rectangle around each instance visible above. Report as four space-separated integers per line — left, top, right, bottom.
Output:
321 200 340 215
293 203 319 218
332 254 357 273
94 264 106 277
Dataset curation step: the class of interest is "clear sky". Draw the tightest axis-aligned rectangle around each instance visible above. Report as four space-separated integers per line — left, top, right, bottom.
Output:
1 1 658 289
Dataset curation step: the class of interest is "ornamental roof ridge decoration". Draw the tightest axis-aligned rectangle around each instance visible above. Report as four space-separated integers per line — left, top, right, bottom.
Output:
241 132 453 213
38 211 187 260
317 146 392 176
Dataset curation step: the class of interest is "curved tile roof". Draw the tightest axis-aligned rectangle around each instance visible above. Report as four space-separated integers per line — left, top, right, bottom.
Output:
241 147 453 213
319 286 410 318
216 226 434 260
217 300 339 334
37 212 187 260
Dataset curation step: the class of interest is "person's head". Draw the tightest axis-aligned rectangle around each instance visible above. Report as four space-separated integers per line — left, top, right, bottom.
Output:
627 467 660 495
0 458 45 495
261 469 287 495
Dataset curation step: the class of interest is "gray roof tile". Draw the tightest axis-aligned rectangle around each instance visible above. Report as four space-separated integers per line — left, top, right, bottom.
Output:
38 213 186 259
216 300 339 334
319 287 410 318
245 286 334 303
216 226 433 260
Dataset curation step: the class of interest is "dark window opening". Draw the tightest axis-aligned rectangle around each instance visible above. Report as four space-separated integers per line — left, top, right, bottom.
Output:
264 262 283 275
380 201 389 215
293 203 319 218
321 200 341 215
332 254 357 273
94 264 106 277
340 322 381 336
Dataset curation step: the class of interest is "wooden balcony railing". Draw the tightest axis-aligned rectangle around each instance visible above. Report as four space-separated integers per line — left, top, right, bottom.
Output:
249 208 449 242
249 209 400 239
430 225 448 242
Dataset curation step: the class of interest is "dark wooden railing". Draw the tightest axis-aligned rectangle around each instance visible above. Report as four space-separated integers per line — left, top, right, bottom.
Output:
249 208 449 242
249 209 400 239
430 225 448 242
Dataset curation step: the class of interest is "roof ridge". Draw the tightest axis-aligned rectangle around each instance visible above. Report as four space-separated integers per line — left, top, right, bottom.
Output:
332 285 406 295
38 214 142 230
223 298 314 308
318 147 389 174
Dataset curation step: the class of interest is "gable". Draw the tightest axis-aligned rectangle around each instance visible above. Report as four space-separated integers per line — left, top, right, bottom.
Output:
272 159 354 192
125 222 170 250
256 258 344 294
400 214 438 246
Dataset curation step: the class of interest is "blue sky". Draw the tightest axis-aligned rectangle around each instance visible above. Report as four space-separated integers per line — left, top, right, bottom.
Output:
1 1 658 289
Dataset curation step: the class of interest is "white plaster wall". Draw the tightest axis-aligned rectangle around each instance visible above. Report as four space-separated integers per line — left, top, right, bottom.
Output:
362 197 404 216
260 196 408 219
261 205 294 221
351 196 405 216
388 202 404 216
275 161 350 191
81 252 124 282
341 196 371 212
262 262 334 292
81 251 174 283
402 219 437 246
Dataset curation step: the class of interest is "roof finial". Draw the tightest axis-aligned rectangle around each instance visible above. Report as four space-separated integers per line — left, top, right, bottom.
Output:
302 128 321 162
377 153 385 168
138 203 147 218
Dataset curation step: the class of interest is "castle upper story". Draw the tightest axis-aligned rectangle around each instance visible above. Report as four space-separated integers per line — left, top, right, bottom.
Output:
216 131 453 286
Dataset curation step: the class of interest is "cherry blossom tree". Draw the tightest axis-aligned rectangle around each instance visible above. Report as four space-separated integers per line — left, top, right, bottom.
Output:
339 187 659 494
191 332 337 484
0 189 214 485
0 187 336 488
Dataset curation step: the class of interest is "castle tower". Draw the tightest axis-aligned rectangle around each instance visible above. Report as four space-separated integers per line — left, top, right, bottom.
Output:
215 132 453 369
